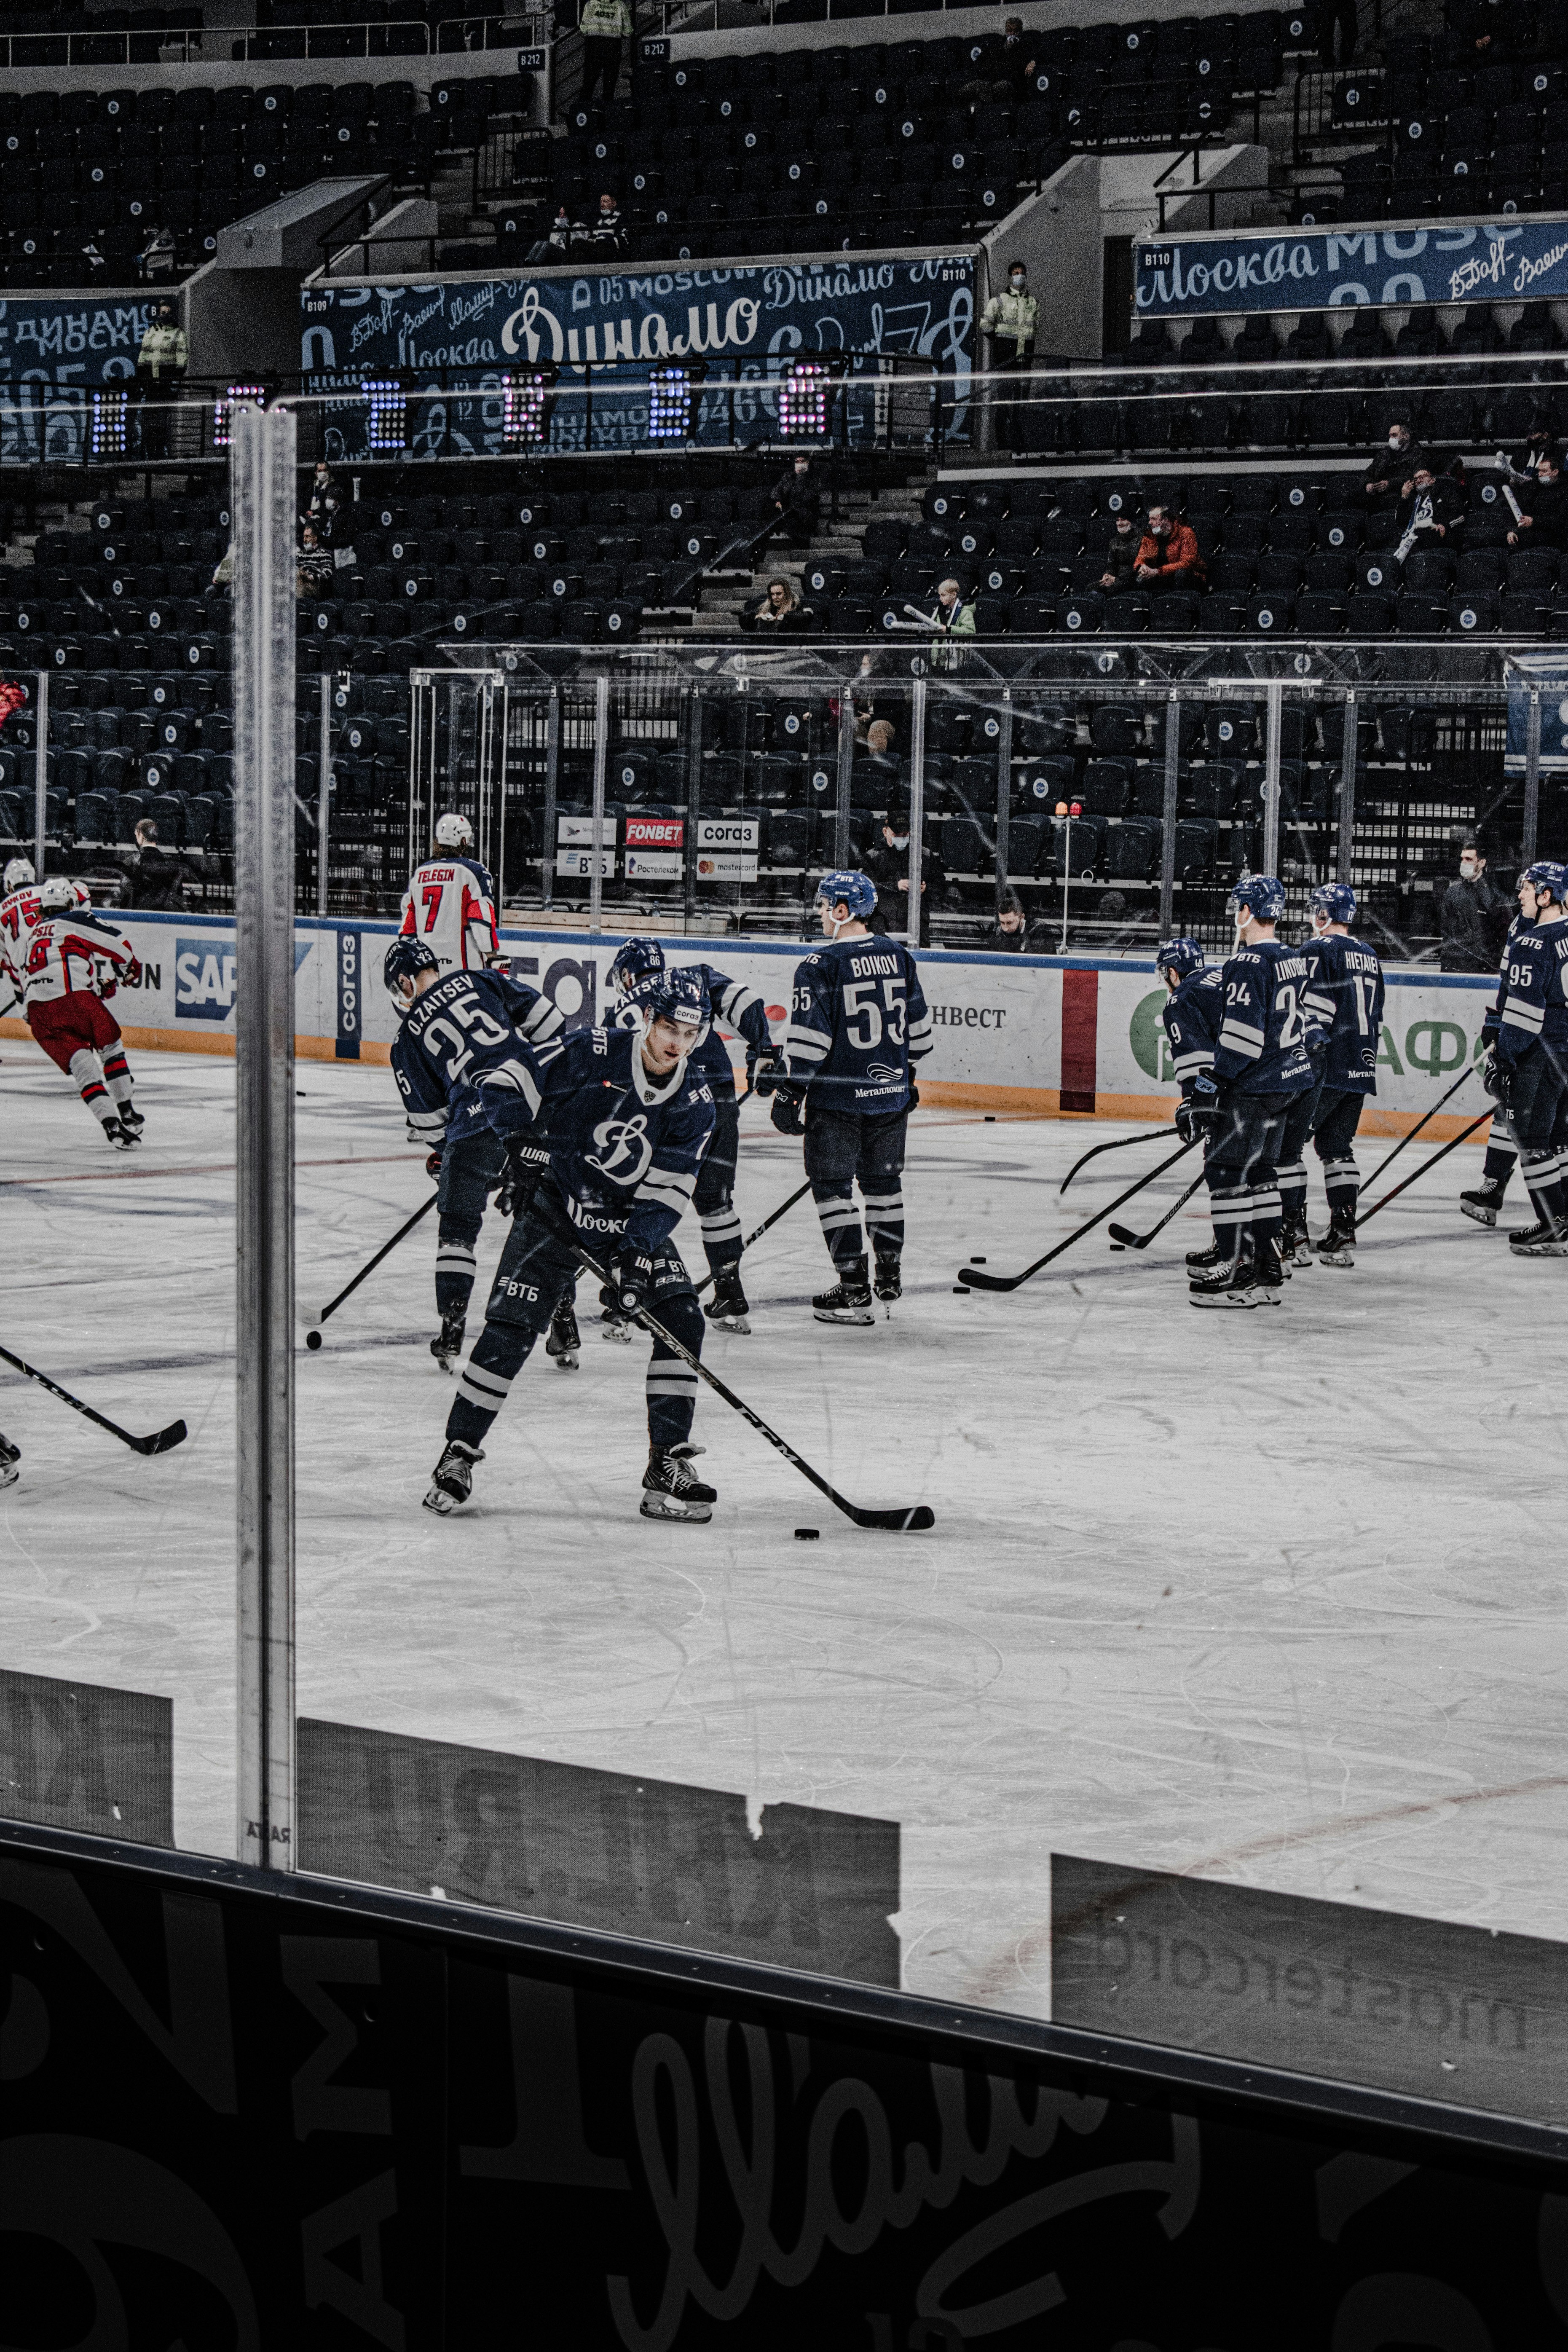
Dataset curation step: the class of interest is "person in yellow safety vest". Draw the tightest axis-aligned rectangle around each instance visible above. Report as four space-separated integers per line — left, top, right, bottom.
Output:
980 261 1040 457
135 299 188 461
579 0 631 107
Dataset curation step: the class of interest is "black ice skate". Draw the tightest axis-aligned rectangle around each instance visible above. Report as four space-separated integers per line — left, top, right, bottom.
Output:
1185 1239 1222 1270
1507 1218 1568 1256
873 1254 902 1306
0 1432 18 1491
1189 1239 1260 1309
641 1443 716 1523
600 1305 635 1344
430 1313 465 1372
102 1116 134 1151
1315 1208 1357 1267
1461 1180 1505 1227
423 1438 483 1514
813 1255 875 1325
1252 1236 1286 1302
703 1266 751 1334
117 1103 145 1143
1280 1216 1314 1269
546 1299 581 1368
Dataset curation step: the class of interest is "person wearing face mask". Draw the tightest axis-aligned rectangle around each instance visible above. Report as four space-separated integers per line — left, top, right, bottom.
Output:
1394 462 1465 561
1131 503 1205 593
1098 510 1143 594
1507 453 1568 550
1364 420 1429 502
866 815 945 946
1439 839 1512 974
980 262 1039 456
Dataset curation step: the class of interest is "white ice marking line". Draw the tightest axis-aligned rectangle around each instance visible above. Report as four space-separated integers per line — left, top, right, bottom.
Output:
1 1151 427 1188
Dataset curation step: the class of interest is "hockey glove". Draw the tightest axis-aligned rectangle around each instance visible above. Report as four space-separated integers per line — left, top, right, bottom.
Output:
496 1139 551 1220
1175 1076 1222 1145
124 957 142 989
908 1082 920 1111
1481 1048 1506 1103
747 1049 784 1093
769 1082 807 1137
602 1242 655 1317
426 1150 444 1179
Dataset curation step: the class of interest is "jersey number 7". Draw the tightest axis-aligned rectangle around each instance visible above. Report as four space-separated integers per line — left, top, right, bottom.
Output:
843 975 907 1049
421 883 444 933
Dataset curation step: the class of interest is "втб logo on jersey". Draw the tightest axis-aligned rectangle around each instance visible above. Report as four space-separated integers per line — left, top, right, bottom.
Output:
586 1112 653 1185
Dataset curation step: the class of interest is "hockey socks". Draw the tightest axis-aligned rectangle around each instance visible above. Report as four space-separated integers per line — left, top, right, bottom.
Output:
434 1238 477 1319
1320 1154 1359 1218
103 1049 134 1106
69 1047 115 1128
699 1202 744 1278
1276 1157 1308 1229
813 1185 864 1271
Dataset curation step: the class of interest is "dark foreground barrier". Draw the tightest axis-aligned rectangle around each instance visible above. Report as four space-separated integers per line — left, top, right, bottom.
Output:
5 1815 1568 2347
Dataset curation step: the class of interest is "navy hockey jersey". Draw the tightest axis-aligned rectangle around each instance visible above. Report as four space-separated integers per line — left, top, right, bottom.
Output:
784 933 933 1113
474 1022 715 1255
1300 931 1384 1094
1493 915 1568 1070
1213 940 1316 1095
678 961 775 1091
391 967 564 1148
1161 967 1225 1091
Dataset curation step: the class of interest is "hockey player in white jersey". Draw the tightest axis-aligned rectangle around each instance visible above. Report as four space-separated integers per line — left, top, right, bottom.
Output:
20 877 145 1146
0 855 41 1015
398 813 499 976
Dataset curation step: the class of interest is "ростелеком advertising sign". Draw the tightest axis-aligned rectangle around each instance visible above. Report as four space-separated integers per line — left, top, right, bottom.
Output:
298 255 973 459
1134 214 1568 320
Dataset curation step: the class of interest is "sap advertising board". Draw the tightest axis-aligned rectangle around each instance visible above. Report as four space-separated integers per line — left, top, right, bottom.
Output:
299 255 974 457
1134 213 1568 320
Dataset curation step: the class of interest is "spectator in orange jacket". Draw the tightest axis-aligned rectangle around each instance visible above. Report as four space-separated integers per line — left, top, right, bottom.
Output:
1130 505 1206 593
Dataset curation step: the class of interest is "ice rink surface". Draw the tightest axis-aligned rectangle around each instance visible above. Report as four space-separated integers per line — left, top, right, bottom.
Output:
2 1035 1561 2020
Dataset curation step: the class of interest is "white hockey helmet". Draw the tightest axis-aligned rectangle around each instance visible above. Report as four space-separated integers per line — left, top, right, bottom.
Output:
36 876 75 913
433 813 474 850
69 879 92 908
3 856 35 891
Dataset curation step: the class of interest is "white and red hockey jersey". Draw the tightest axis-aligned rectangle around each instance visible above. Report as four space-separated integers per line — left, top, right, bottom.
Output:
0 881 42 1011
398 853 499 974
21 911 139 1006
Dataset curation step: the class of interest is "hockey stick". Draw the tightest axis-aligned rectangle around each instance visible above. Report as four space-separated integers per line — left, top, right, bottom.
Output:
1357 1111 1493 1227
1355 1065 1475 1192
1108 1167 1209 1251
0 1342 187 1456
309 1190 438 1339
558 1226 934 1531
959 1138 1200 1291
694 1180 813 1295
1060 1124 1176 1195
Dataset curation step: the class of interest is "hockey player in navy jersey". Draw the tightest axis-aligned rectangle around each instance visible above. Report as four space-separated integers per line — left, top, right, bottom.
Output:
1284 882 1386 1267
1156 937 1229 1271
386 939 574 1371
1487 860 1568 1254
608 936 777 1335
1187 875 1316 1308
424 965 719 1521
1461 907 1527 1230
760 869 933 1324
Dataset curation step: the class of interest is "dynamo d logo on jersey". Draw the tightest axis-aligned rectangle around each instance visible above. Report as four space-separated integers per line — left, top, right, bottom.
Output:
586 1112 653 1186
174 938 237 1020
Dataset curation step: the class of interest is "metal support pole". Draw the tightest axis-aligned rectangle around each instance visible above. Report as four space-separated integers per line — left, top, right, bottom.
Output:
32 667 48 880
232 401 296 1875
1262 679 1283 877
834 677 855 870
316 673 331 918
1157 687 1180 939
906 674 927 949
495 679 509 910
589 669 608 934
994 689 1012 916
1337 689 1358 885
683 684 703 934
541 681 560 911
1523 689 1542 866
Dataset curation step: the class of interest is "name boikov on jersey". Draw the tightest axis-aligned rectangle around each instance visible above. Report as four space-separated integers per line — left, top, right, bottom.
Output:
0 881 42 992
1213 941 1316 1095
1161 967 1225 1087
391 967 564 1148
1494 917 1568 1068
473 1022 716 1255
1301 932 1385 1093
678 961 775 1089
21 911 136 1006
785 935 933 1112
399 855 498 974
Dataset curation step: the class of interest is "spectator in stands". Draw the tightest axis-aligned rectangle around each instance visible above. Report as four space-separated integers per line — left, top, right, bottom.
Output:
1130 504 1205 593
859 717 899 772
126 819 185 914
962 16 1036 99
980 262 1039 456
1507 453 1568 549
1363 420 1427 502
134 299 187 461
1439 840 1512 973
316 493 349 552
933 577 976 638
527 205 574 264
137 223 177 282
296 523 333 599
306 462 339 525
579 0 631 107
1498 430 1561 486
989 891 1037 952
592 193 628 254
1098 510 1144 594
210 540 236 595
743 579 802 632
768 454 818 546
866 816 945 946
1395 461 1466 557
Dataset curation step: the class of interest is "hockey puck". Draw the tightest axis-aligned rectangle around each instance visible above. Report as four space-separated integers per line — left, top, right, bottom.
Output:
305 1330 322 1351
970 1255 987 1264
984 1114 996 1121
952 1284 967 1293
794 1527 820 1540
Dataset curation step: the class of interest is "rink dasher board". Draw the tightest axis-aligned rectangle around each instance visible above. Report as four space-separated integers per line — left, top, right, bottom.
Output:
0 912 1499 1138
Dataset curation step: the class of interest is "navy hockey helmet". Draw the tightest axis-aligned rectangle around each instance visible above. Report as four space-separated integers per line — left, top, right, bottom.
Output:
629 963 711 1051
1228 874 1287 925
608 934 666 1001
1522 860 1568 906
384 935 440 1012
1155 936 1205 980
816 868 878 924
1311 881 1357 925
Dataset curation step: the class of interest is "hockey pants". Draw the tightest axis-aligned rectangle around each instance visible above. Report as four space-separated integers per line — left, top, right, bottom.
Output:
1204 1090 1294 1261
1504 1043 1568 1230
693 1084 743 1279
28 990 134 1130
803 1103 907 1274
436 1128 507 1319
446 1186 703 1455
1310 1087 1368 1217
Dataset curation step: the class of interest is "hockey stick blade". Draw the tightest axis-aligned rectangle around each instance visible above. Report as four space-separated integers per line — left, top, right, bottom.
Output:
1106 1223 1141 1248
0 1343 190 1456
1107 1170 1209 1252
960 1138 1200 1289
135 1420 189 1456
